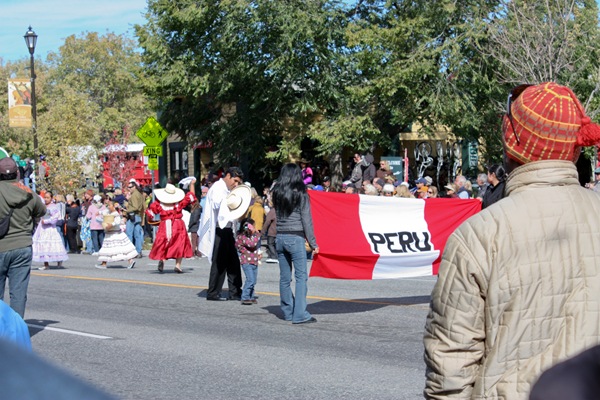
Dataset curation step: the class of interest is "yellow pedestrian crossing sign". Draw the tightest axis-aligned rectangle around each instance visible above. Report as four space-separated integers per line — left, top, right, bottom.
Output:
136 117 169 147
143 146 163 157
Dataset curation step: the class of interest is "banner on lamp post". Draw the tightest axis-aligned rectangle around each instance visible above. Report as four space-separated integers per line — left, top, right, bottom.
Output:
7 79 32 128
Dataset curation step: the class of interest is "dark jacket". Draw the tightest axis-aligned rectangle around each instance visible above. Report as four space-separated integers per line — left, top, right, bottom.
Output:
361 154 376 183
0 180 46 252
65 205 81 228
263 208 277 237
482 180 506 209
188 207 202 233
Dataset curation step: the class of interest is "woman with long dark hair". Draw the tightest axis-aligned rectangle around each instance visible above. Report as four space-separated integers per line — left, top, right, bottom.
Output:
272 163 319 324
482 164 507 209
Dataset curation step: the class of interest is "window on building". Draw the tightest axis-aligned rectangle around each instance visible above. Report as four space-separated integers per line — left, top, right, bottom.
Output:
169 142 188 182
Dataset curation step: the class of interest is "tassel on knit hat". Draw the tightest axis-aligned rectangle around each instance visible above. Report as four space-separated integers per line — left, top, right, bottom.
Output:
503 82 600 164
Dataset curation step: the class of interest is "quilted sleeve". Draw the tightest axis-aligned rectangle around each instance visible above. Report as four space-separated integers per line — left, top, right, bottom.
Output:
423 230 487 399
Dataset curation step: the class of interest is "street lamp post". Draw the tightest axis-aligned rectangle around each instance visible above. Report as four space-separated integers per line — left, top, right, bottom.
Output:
24 26 38 157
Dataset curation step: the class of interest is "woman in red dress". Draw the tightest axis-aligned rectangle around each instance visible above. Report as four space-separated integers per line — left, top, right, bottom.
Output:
146 180 197 273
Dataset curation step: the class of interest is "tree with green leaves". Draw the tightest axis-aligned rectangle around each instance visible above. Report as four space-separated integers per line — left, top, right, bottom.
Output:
39 32 156 192
482 0 600 169
136 0 350 181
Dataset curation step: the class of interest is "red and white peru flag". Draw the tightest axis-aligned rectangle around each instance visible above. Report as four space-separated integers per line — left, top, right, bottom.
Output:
308 191 481 279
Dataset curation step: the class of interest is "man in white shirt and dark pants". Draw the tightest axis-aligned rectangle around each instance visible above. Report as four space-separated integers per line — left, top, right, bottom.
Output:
198 167 245 301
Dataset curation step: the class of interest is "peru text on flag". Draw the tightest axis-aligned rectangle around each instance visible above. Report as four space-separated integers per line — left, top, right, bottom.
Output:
308 191 481 279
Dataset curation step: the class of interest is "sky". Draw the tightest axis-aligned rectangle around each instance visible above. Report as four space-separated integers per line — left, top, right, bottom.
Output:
0 0 148 63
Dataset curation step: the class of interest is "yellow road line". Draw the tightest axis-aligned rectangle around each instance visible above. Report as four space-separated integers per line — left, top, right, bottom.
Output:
31 272 424 307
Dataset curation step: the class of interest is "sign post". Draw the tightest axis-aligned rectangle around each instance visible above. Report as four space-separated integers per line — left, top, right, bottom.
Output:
136 117 169 237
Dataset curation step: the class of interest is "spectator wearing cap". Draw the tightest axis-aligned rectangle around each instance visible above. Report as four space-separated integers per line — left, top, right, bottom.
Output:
444 183 458 198
425 82 600 399
86 194 106 255
125 180 145 257
0 157 46 317
344 182 357 194
372 178 385 193
412 177 428 196
381 183 395 197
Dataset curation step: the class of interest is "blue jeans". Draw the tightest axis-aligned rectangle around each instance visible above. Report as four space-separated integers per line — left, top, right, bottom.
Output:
91 230 105 253
277 234 312 323
241 263 258 301
126 215 144 254
0 246 33 318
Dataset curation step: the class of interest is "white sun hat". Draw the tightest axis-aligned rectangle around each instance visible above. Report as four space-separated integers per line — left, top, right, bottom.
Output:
154 183 185 204
226 185 252 220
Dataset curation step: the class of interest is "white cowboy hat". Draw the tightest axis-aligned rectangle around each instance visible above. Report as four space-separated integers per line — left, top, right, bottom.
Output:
225 184 252 221
154 183 185 204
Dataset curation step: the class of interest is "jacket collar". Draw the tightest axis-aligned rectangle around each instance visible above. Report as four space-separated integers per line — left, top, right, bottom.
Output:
505 160 580 197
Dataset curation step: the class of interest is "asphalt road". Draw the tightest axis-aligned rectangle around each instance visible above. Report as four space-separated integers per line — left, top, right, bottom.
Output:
14 252 437 399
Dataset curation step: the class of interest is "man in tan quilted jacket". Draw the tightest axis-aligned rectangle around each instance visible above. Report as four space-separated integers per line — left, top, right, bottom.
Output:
424 82 600 399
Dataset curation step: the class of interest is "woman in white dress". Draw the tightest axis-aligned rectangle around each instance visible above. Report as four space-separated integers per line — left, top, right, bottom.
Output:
95 200 138 269
33 191 69 270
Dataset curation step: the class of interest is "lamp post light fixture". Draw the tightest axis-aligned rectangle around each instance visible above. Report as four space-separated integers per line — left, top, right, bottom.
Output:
24 26 38 157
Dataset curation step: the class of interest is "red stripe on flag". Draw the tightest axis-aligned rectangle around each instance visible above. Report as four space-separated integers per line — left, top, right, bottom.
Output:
423 198 482 275
308 191 379 279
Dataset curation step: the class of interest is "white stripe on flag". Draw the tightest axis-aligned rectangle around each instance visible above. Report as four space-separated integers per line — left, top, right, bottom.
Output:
358 196 438 279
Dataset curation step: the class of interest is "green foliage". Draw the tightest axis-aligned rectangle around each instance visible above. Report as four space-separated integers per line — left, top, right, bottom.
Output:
136 0 349 171
46 32 155 142
5 0 600 186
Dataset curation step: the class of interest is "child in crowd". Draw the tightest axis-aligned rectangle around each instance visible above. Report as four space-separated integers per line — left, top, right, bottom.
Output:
95 201 138 269
33 191 69 270
235 218 261 305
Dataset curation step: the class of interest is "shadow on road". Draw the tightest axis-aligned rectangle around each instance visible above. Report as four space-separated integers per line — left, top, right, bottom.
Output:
25 319 60 338
262 295 431 318
195 289 235 299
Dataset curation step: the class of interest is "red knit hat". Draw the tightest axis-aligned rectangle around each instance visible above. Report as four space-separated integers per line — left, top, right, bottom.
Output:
503 82 600 164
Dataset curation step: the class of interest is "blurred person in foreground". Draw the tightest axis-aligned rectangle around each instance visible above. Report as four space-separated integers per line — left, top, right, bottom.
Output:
0 157 46 318
424 82 600 399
